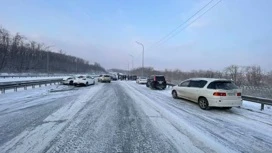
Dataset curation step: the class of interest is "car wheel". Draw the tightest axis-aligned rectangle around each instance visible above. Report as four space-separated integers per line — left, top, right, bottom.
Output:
172 90 178 99
93 81 95 85
198 97 210 110
69 81 73 85
86 82 89 86
146 83 149 87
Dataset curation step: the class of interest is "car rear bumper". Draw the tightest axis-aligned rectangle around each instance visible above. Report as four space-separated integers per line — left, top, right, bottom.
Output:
139 80 147 84
208 98 243 107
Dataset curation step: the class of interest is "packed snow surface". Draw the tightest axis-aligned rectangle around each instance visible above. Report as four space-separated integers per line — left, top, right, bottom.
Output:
0 81 271 153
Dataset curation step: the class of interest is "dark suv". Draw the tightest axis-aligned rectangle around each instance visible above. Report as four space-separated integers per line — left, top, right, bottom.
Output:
146 75 167 90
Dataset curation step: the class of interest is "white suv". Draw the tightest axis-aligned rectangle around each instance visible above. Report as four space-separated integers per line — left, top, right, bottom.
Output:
73 75 95 86
172 78 242 110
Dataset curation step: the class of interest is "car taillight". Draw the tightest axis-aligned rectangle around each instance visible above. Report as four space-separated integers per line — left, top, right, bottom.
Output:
154 76 156 81
237 93 241 96
213 92 226 96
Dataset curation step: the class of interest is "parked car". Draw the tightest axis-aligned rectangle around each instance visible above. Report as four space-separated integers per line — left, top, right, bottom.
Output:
137 77 148 84
111 75 118 81
100 74 111 83
98 75 103 82
171 78 242 110
62 76 75 85
73 75 95 86
146 75 167 90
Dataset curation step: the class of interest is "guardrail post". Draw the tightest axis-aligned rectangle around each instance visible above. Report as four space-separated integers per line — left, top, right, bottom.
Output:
261 104 264 111
39 84 41 87
32 85 35 89
1 89 5 94
24 86 27 90
45 83 47 86
14 87 17 92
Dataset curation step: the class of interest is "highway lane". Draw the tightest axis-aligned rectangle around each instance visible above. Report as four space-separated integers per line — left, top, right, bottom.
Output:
0 81 271 153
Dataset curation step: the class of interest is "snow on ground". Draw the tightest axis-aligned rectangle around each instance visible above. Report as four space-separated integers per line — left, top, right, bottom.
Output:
0 83 104 153
0 76 66 83
122 81 272 152
0 81 272 153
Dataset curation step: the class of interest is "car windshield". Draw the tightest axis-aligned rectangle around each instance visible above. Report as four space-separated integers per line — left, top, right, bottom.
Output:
208 81 238 90
1 1 271 152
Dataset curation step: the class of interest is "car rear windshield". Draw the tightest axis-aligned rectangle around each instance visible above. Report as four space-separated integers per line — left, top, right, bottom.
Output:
78 76 84 78
104 75 110 77
155 76 165 81
207 81 238 90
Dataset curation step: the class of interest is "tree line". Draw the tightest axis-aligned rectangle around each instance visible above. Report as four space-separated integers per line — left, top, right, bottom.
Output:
130 65 272 87
0 26 106 74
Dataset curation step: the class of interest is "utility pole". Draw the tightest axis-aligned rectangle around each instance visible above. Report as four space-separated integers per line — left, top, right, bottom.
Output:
135 41 144 76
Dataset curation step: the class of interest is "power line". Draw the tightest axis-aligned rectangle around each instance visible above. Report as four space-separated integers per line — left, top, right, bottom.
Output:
157 0 222 46
153 0 214 46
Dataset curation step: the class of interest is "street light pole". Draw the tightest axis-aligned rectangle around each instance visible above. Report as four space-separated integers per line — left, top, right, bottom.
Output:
135 41 144 76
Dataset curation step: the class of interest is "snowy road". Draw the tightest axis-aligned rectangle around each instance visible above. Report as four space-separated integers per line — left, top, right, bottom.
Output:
0 81 272 153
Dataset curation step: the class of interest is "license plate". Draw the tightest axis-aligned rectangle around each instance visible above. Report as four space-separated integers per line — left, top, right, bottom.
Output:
228 93 235 96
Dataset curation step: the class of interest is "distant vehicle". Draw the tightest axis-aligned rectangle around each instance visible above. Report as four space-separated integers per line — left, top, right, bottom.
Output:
100 74 111 83
171 78 242 110
111 75 118 81
136 77 148 84
98 75 103 82
73 75 95 86
62 76 75 85
146 75 167 90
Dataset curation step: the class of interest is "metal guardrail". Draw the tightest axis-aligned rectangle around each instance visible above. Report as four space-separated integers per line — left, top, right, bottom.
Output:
167 83 272 110
0 75 65 79
242 95 272 110
0 79 63 94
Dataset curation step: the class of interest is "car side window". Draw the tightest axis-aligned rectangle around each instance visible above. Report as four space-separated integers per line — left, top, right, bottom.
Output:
189 80 207 88
179 81 190 87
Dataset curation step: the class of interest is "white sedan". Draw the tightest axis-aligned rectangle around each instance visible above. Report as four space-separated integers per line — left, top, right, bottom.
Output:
62 76 76 85
137 77 148 84
171 78 242 110
73 75 95 86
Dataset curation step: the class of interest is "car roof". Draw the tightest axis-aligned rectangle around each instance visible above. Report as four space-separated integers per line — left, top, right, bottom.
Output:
187 78 231 82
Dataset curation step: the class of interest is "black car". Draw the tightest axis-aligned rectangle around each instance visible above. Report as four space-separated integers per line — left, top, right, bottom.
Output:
146 75 167 90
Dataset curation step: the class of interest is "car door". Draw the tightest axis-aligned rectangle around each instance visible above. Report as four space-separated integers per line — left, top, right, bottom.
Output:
86 76 92 84
176 80 190 99
187 80 208 102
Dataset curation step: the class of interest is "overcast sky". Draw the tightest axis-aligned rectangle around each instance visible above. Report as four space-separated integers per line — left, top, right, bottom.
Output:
1 0 271 71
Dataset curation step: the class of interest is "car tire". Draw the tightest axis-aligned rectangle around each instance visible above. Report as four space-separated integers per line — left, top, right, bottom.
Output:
172 90 178 99
198 97 210 110
146 83 149 87
86 82 89 86
69 81 73 85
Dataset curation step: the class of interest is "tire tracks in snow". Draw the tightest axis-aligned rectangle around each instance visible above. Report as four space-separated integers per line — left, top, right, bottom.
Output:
126 82 272 153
